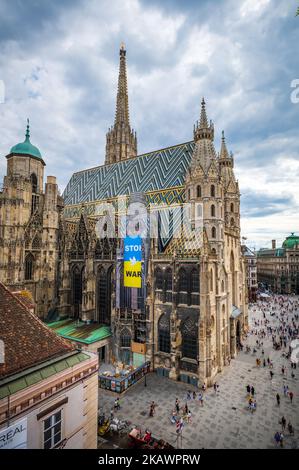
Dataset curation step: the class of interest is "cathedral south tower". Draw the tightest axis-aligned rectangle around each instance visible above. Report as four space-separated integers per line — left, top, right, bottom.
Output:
105 43 137 164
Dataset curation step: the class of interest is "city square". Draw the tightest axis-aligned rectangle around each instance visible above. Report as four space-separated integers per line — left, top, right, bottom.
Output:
98 298 299 449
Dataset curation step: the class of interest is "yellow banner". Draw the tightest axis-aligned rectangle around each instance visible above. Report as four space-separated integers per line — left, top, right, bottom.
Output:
124 260 142 288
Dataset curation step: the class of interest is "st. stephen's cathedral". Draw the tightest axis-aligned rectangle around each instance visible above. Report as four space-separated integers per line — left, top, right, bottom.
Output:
0 44 248 386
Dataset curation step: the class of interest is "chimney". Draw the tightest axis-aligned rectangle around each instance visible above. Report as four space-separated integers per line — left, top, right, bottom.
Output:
272 240 276 249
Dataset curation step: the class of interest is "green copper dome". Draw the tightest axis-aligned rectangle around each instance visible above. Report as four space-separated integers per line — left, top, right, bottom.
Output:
10 120 42 159
282 233 299 249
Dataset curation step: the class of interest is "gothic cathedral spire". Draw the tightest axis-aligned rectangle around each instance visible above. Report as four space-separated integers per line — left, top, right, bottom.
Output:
105 43 137 165
191 98 217 173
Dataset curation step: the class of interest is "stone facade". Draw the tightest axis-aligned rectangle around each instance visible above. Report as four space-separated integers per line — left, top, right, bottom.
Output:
257 235 299 294
0 125 62 318
241 245 258 302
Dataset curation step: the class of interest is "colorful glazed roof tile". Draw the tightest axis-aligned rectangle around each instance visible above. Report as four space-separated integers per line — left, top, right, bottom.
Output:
0 282 74 379
63 141 194 206
47 318 112 344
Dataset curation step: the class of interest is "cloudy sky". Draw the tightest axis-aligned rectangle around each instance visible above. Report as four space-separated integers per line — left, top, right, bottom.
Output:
0 0 298 249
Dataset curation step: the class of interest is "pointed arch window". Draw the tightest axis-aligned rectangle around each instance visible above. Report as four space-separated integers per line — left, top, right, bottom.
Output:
120 328 131 348
97 266 111 325
211 226 216 238
181 317 197 359
155 267 163 290
25 253 34 280
178 268 188 304
197 185 201 198
211 185 215 197
158 314 171 353
32 234 41 249
211 204 216 217
95 239 102 258
30 173 37 193
190 268 199 293
230 202 234 212
72 266 83 316
165 268 172 291
210 268 214 291
178 268 188 291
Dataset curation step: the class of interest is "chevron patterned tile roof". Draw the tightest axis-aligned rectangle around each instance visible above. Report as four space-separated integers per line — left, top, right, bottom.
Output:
63 141 195 205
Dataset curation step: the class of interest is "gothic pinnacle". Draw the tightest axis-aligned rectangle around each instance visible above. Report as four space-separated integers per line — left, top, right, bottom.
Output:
200 97 208 128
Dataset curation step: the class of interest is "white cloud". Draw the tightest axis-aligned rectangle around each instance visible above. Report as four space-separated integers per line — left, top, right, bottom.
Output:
0 0 298 248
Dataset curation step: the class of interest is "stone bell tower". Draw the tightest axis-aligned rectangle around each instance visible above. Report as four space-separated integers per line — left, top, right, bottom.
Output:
105 43 137 165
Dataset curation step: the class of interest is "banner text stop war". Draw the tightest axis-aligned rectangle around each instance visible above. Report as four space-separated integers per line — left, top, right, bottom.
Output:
123 236 142 288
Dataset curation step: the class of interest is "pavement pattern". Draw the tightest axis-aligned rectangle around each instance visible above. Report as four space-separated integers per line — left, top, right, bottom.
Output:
98 297 299 449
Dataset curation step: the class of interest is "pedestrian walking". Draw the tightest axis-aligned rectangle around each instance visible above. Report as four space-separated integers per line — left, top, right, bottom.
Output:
274 431 280 447
289 391 293 403
251 386 255 397
276 393 280 406
175 398 180 414
246 385 251 394
280 416 286 431
287 422 294 435
198 392 204 406
270 370 274 379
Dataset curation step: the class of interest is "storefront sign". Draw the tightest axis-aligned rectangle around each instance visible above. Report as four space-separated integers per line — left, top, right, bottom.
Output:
0 418 27 449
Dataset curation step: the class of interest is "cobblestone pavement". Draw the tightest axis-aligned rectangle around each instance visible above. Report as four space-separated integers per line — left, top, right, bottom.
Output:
98 298 299 449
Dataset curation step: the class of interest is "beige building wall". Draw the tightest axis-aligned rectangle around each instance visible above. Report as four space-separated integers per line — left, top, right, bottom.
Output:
0 353 98 449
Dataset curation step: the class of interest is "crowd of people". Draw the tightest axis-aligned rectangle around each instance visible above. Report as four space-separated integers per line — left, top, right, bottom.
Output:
250 293 298 447
106 293 298 448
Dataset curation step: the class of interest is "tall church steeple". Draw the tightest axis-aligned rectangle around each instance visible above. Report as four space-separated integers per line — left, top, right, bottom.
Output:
219 130 235 185
105 43 137 165
191 98 217 173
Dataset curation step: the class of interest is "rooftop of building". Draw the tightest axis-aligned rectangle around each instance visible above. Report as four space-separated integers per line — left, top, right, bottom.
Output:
241 245 256 257
0 351 90 400
8 119 43 161
0 282 74 380
47 318 112 344
257 233 299 258
282 232 299 249
63 141 194 206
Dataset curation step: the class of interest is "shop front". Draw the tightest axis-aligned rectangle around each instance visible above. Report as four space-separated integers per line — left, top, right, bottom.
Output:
99 361 151 393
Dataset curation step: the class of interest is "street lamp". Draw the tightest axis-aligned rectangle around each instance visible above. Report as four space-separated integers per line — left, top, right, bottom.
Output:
144 346 147 387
